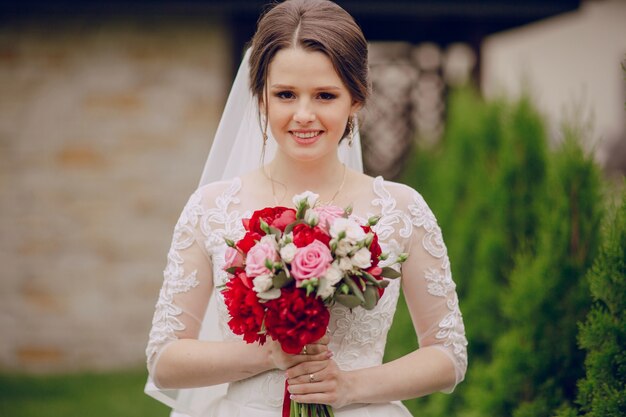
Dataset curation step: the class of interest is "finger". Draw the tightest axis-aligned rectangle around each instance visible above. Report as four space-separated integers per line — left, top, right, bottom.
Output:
288 379 336 396
285 360 329 380
300 343 328 356
288 368 328 386
290 392 336 406
313 334 330 345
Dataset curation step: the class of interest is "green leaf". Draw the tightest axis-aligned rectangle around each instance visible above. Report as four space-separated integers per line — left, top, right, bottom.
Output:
344 276 365 302
272 270 291 289
268 225 282 238
362 271 382 287
335 294 362 309
363 285 379 310
381 267 401 279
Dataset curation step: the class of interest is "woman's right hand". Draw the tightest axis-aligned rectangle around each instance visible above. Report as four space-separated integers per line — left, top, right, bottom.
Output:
265 335 331 370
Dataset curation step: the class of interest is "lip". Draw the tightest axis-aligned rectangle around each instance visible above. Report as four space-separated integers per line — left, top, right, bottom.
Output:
290 130 323 145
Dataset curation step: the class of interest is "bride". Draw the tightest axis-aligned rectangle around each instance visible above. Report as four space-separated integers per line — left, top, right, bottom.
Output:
144 0 467 416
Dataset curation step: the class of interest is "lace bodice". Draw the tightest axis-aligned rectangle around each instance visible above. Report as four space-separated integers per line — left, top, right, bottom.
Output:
146 176 467 402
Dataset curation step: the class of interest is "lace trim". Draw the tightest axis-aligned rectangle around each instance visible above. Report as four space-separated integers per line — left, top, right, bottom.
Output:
146 190 205 367
371 176 413 241
408 190 468 381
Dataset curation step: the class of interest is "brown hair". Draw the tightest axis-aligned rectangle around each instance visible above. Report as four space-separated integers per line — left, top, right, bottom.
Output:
249 0 369 135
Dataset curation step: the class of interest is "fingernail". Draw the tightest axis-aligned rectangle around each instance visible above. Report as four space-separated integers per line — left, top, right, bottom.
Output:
327 351 334 358
290 395 295 400
285 372 289 379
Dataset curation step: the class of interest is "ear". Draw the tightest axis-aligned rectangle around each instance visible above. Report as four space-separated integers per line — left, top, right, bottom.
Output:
350 100 363 114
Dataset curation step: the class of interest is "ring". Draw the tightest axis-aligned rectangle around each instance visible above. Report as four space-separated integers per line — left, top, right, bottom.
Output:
302 345 307 355
309 373 315 383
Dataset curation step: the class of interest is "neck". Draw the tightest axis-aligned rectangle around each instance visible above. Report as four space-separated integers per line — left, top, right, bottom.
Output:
266 151 346 204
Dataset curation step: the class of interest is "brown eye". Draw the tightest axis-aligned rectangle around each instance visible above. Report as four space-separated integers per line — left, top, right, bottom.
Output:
318 92 336 100
276 91 295 99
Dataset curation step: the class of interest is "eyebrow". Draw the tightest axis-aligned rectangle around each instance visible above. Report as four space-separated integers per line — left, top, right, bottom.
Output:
270 84 342 91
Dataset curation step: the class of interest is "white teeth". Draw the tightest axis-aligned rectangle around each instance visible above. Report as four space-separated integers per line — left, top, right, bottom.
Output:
292 131 320 139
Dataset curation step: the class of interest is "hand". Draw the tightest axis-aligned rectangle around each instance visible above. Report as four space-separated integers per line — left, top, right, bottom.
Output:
286 356 351 409
265 335 331 371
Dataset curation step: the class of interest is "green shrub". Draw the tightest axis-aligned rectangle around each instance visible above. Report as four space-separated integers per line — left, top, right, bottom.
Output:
466 132 603 417
574 186 626 416
389 88 610 417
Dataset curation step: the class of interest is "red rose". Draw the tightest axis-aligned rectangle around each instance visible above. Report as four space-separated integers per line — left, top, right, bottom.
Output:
292 223 331 248
236 231 262 253
362 225 382 266
264 287 329 354
245 207 297 234
222 276 267 344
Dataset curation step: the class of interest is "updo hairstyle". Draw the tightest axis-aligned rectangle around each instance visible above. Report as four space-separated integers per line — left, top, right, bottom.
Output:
248 0 369 137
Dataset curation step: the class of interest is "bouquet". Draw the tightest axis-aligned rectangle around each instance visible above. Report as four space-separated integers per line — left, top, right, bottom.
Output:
221 191 407 417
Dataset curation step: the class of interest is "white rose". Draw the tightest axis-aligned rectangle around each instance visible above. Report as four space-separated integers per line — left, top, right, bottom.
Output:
293 191 319 208
338 256 353 272
335 239 354 257
330 217 366 242
252 274 273 293
260 234 278 249
323 264 344 286
280 242 298 263
351 247 372 269
316 277 335 299
304 209 319 226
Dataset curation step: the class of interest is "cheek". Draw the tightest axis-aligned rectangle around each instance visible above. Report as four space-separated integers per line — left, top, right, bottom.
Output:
268 106 292 127
322 111 349 134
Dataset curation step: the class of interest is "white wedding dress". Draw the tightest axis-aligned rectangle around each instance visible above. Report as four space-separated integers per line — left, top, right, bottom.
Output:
145 175 467 417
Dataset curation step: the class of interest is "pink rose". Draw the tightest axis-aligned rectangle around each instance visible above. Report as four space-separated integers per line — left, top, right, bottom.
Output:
314 205 345 233
290 240 333 283
224 247 244 270
245 240 279 277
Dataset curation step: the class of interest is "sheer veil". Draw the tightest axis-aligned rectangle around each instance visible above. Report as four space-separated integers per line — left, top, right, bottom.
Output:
145 48 364 417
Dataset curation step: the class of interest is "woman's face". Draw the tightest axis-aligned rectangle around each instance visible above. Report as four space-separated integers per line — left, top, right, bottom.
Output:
264 47 360 163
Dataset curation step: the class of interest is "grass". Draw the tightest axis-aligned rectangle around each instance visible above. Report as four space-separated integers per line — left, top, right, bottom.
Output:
0 368 170 417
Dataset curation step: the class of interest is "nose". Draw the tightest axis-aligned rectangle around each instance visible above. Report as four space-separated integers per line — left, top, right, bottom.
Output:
293 100 316 124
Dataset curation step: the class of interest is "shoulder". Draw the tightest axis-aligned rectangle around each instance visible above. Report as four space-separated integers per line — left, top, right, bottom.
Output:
376 177 428 209
188 177 243 209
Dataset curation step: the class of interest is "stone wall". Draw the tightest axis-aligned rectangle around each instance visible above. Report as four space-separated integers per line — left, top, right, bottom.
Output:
0 16 231 372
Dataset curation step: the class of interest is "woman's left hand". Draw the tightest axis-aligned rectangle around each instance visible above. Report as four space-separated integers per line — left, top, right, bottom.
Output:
286 357 352 409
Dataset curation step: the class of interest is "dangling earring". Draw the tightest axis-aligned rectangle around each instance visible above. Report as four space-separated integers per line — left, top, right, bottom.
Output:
347 115 355 147
260 114 268 163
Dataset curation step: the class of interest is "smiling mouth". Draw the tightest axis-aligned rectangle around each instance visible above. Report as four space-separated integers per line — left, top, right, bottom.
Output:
290 130 323 144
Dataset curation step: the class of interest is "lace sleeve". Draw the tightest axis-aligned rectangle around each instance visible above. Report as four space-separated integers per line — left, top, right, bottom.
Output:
401 187 468 392
145 188 214 383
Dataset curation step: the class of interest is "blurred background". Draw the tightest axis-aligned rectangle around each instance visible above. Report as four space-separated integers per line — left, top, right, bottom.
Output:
1 0 624 416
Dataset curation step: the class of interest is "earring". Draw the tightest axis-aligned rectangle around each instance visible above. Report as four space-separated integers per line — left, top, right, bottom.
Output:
261 126 268 161
347 115 355 147
261 113 269 146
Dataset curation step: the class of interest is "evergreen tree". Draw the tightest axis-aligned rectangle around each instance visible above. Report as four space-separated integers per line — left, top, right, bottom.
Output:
468 133 603 417
575 186 626 416
393 88 549 416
